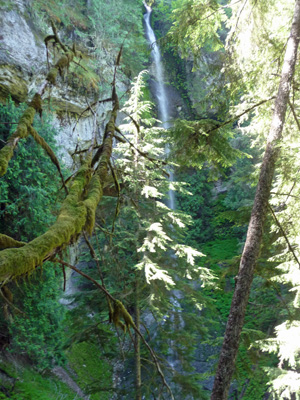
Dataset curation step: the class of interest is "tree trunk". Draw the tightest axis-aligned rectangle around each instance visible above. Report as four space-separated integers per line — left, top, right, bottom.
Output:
135 280 142 400
211 2 300 399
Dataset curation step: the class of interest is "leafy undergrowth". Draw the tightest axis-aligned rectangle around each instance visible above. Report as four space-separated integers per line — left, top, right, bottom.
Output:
0 359 76 400
67 341 112 400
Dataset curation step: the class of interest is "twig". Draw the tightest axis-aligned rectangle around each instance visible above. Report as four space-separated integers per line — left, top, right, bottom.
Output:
72 97 112 134
229 0 248 43
55 258 114 301
207 96 275 133
29 126 68 195
270 191 300 200
268 203 300 269
108 160 121 234
82 232 105 286
73 60 88 72
0 288 26 316
62 265 66 291
114 128 169 176
288 98 300 131
85 96 98 155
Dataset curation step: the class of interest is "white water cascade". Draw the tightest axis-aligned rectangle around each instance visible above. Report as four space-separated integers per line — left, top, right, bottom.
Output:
143 2 175 211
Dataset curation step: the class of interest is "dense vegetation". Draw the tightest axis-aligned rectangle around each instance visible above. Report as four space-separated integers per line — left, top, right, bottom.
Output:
1 0 300 399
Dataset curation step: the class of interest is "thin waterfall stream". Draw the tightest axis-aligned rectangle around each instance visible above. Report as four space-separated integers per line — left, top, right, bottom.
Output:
143 2 175 211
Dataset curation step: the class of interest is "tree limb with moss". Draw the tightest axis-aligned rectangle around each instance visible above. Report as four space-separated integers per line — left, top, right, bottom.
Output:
0 25 119 284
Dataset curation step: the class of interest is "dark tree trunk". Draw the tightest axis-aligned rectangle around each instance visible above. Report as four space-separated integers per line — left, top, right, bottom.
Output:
211 1 300 398
135 280 142 400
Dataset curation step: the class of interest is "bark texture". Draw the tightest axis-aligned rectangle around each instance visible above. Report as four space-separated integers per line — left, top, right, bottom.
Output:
135 280 142 400
211 2 300 398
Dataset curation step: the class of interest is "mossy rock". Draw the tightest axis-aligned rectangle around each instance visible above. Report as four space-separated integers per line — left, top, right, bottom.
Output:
0 359 75 399
0 65 28 104
67 341 112 400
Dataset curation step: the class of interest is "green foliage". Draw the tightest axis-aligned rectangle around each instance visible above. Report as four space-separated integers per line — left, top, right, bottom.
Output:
0 360 77 399
176 169 215 244
8 265 66 370
67 341 112 399
168 0 226 61
0 99 62 241
168 118 246 178
0 99 67 370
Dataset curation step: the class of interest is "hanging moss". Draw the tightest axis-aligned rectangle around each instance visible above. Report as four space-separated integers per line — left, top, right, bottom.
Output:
111 300 134 333
46 51 75 85
83 174 102 235
0 234 25 250
46 67 59 85
0 145 14 176
30 93 43 116
0 106 35 176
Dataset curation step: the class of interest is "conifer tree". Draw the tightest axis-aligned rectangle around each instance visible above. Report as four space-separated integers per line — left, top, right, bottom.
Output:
211 1 300 397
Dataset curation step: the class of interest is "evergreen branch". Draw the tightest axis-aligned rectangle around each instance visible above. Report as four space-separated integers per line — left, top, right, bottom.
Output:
272 282 294 320
114 128 169 176
228 0 249 44
121 110 140 134
197 0 243 24
207 96 275 134
268 203 300 269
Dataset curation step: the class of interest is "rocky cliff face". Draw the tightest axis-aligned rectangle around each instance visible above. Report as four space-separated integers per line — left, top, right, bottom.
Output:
0 0 45 103
0 0 114 165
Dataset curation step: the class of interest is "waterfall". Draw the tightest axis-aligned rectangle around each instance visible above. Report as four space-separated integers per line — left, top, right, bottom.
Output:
143 2 175 211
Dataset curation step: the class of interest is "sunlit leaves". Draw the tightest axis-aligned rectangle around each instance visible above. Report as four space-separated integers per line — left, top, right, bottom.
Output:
168 0 226 62
173 244 205 265
136 256 175 288
138 222 172 253
141 185 164 199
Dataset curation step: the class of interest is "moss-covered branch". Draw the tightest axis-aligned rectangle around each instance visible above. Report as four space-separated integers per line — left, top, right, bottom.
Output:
0 234 26 250
0 104 36 176
0 92 118 282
